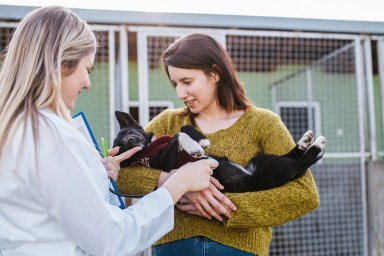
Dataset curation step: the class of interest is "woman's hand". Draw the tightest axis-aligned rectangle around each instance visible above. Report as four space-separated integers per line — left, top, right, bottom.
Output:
101 146 142 181
161 159 219 204
176 177 237 221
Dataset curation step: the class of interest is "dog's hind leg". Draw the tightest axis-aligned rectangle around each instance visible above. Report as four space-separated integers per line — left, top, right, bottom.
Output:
297 135 327 168
283 130 315 159
247 135 326 191
309 135 326 158
298 130 315 150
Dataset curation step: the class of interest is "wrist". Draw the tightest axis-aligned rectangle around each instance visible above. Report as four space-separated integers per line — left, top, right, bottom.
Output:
161 174 189 204
157 170 176 187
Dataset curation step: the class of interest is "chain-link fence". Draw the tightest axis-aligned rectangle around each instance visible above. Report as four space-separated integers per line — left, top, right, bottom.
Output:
2 20 383 255
135 28 374 255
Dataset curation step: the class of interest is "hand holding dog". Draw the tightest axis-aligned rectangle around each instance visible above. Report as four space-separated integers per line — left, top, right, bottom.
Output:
176 178 237 221
161 159 219 204
101 146 142 181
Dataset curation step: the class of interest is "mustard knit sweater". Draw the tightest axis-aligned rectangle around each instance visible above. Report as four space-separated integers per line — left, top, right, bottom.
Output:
117 106 319 256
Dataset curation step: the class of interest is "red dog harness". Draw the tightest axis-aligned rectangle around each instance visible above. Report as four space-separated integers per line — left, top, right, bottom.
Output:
131 135 199 169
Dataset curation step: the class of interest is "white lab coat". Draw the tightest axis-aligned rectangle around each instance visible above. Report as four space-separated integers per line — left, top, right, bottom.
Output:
0 109 174 256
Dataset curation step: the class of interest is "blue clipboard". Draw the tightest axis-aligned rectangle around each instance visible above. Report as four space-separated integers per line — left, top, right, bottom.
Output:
72 112 126 209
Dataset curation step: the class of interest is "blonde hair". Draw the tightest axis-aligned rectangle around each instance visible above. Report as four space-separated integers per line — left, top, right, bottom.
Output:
0 6 97 158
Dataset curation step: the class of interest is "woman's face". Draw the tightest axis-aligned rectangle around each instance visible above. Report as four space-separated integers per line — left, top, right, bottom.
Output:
168 65 218 114
61 52 95 110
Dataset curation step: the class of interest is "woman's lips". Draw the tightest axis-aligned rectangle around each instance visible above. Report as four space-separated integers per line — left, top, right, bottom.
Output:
185 99 194 107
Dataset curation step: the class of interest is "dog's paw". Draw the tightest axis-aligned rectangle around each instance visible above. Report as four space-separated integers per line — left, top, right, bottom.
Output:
310 135 327 159
199 139 211 149
312 136 327 150
298 130 314 150
179 133 204 157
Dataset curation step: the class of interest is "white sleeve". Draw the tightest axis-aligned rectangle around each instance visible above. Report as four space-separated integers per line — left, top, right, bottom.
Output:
37 122 174 256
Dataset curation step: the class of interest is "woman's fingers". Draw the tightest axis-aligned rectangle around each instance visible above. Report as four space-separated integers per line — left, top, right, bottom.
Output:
210 176 224 190
205 158 219 169
209 183 237 213
101 146 141 181
101 157 119 181
107 146 120 156
198 198 224 221
114 146 142 164
176 202 211 219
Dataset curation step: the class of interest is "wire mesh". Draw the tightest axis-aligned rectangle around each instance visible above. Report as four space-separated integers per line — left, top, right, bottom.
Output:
73 30 111 145
0 21 373 255
225 33 365 256
144 31 367 255
146 36 185 108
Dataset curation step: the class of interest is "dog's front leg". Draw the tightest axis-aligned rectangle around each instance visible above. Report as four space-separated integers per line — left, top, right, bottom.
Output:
149 132 205 172
180 125 210 149
178 132 205 158
148 134 182 172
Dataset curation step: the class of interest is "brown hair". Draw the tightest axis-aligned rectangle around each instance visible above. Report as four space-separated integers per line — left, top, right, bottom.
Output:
161 33 251 119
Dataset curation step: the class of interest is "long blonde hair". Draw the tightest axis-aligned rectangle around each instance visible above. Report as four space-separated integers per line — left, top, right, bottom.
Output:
0 6 97 158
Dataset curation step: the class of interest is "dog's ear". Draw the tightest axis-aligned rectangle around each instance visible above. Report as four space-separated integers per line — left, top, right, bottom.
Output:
145 132 154 144
115 111 138 128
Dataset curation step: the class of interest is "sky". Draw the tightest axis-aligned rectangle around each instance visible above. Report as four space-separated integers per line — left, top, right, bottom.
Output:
1 0 384 22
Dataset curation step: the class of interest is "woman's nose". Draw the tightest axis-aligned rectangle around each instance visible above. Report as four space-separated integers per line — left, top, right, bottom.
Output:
176 86 187 99
84 78 91 90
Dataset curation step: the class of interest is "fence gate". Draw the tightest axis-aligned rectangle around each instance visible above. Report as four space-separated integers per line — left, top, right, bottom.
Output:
133 27 371 255
268 36 368 255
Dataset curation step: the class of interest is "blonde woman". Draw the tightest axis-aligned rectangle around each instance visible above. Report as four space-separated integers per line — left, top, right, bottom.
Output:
0 6 217 256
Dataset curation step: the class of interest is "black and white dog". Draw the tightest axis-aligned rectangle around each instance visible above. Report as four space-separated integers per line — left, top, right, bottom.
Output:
113 111 326 193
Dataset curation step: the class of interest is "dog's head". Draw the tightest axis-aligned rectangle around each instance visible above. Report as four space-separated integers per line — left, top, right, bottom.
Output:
113 111 154 155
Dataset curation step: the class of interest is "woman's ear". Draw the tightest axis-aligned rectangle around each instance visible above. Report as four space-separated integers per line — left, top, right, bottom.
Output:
211 64 220 83
212 72 220 83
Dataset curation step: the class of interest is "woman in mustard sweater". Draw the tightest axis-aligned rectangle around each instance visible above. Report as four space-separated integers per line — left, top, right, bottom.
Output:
116 33 319 256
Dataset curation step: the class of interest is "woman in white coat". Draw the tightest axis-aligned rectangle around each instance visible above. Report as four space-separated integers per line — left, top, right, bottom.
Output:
0 6 217 256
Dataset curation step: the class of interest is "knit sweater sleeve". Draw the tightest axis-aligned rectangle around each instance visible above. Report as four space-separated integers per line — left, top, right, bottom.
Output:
223 108 320 228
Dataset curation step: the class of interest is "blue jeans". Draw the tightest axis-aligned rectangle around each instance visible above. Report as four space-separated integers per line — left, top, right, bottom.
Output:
153 236 255 256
